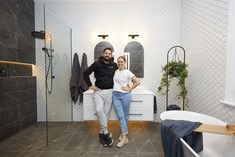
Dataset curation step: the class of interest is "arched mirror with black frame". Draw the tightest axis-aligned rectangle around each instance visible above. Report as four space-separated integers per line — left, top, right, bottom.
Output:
94 41 114 61
124 41 144 78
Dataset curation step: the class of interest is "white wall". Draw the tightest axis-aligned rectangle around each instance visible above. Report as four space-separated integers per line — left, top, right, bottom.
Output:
181 0 235 123
34 0 182 121
224 0 235 107
34 0 235 123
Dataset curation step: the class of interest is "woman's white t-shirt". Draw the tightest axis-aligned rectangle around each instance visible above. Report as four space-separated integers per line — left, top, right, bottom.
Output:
113 69 135 93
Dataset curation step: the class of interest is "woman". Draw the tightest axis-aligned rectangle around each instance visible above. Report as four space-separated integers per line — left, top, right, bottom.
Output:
112 56 140 148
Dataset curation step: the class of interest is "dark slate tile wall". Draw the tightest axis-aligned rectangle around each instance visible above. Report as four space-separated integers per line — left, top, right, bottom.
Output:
0 0 35 64
0 0 36 142
0 77 37 141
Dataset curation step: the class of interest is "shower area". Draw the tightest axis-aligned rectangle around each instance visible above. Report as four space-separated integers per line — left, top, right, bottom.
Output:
34 4 74 145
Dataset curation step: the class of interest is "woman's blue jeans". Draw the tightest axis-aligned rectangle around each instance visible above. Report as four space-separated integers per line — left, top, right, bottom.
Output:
112 91 132 134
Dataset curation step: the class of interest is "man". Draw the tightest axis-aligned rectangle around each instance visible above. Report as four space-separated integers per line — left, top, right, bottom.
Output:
84 47 118 147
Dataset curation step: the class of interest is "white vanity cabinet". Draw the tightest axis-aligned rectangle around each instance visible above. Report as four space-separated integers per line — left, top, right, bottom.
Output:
83 89 154 121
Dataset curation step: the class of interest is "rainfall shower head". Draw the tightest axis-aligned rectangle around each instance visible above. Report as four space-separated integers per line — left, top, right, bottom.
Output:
31 31 45 39
32 31 53 56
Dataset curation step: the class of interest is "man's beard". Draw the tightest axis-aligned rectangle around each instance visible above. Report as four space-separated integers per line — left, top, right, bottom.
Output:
103 56 111 62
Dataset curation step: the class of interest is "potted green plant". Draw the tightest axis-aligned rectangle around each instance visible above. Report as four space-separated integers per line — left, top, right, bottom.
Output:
158 61 188 100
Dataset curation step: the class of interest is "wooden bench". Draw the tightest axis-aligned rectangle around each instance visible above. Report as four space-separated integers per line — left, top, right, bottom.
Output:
194 123 235 136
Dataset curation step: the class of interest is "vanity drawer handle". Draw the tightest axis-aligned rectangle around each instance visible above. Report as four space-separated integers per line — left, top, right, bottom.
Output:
131 100 143 102
128 113 143 116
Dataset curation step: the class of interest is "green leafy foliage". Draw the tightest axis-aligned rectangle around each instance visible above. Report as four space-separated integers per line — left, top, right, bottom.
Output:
158 61 188 100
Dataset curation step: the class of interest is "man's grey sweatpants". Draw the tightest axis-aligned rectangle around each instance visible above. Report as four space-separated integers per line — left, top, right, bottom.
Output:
93 89 113 134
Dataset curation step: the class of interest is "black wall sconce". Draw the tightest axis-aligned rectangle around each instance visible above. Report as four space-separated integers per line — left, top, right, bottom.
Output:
128 34 139 39
98 35 108 39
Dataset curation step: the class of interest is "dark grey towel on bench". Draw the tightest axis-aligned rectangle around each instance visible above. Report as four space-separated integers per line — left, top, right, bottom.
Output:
160 119 203 157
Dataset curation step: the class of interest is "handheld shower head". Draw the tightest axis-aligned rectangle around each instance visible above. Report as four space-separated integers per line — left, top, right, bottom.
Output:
42 47 48 52
31 31 45 39
42 47 51 57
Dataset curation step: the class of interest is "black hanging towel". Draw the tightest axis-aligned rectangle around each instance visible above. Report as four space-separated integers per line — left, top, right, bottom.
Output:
78 53 89 103
70 53 81 103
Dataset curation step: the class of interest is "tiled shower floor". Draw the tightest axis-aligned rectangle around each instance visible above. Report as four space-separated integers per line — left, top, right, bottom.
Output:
0 121 164 157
